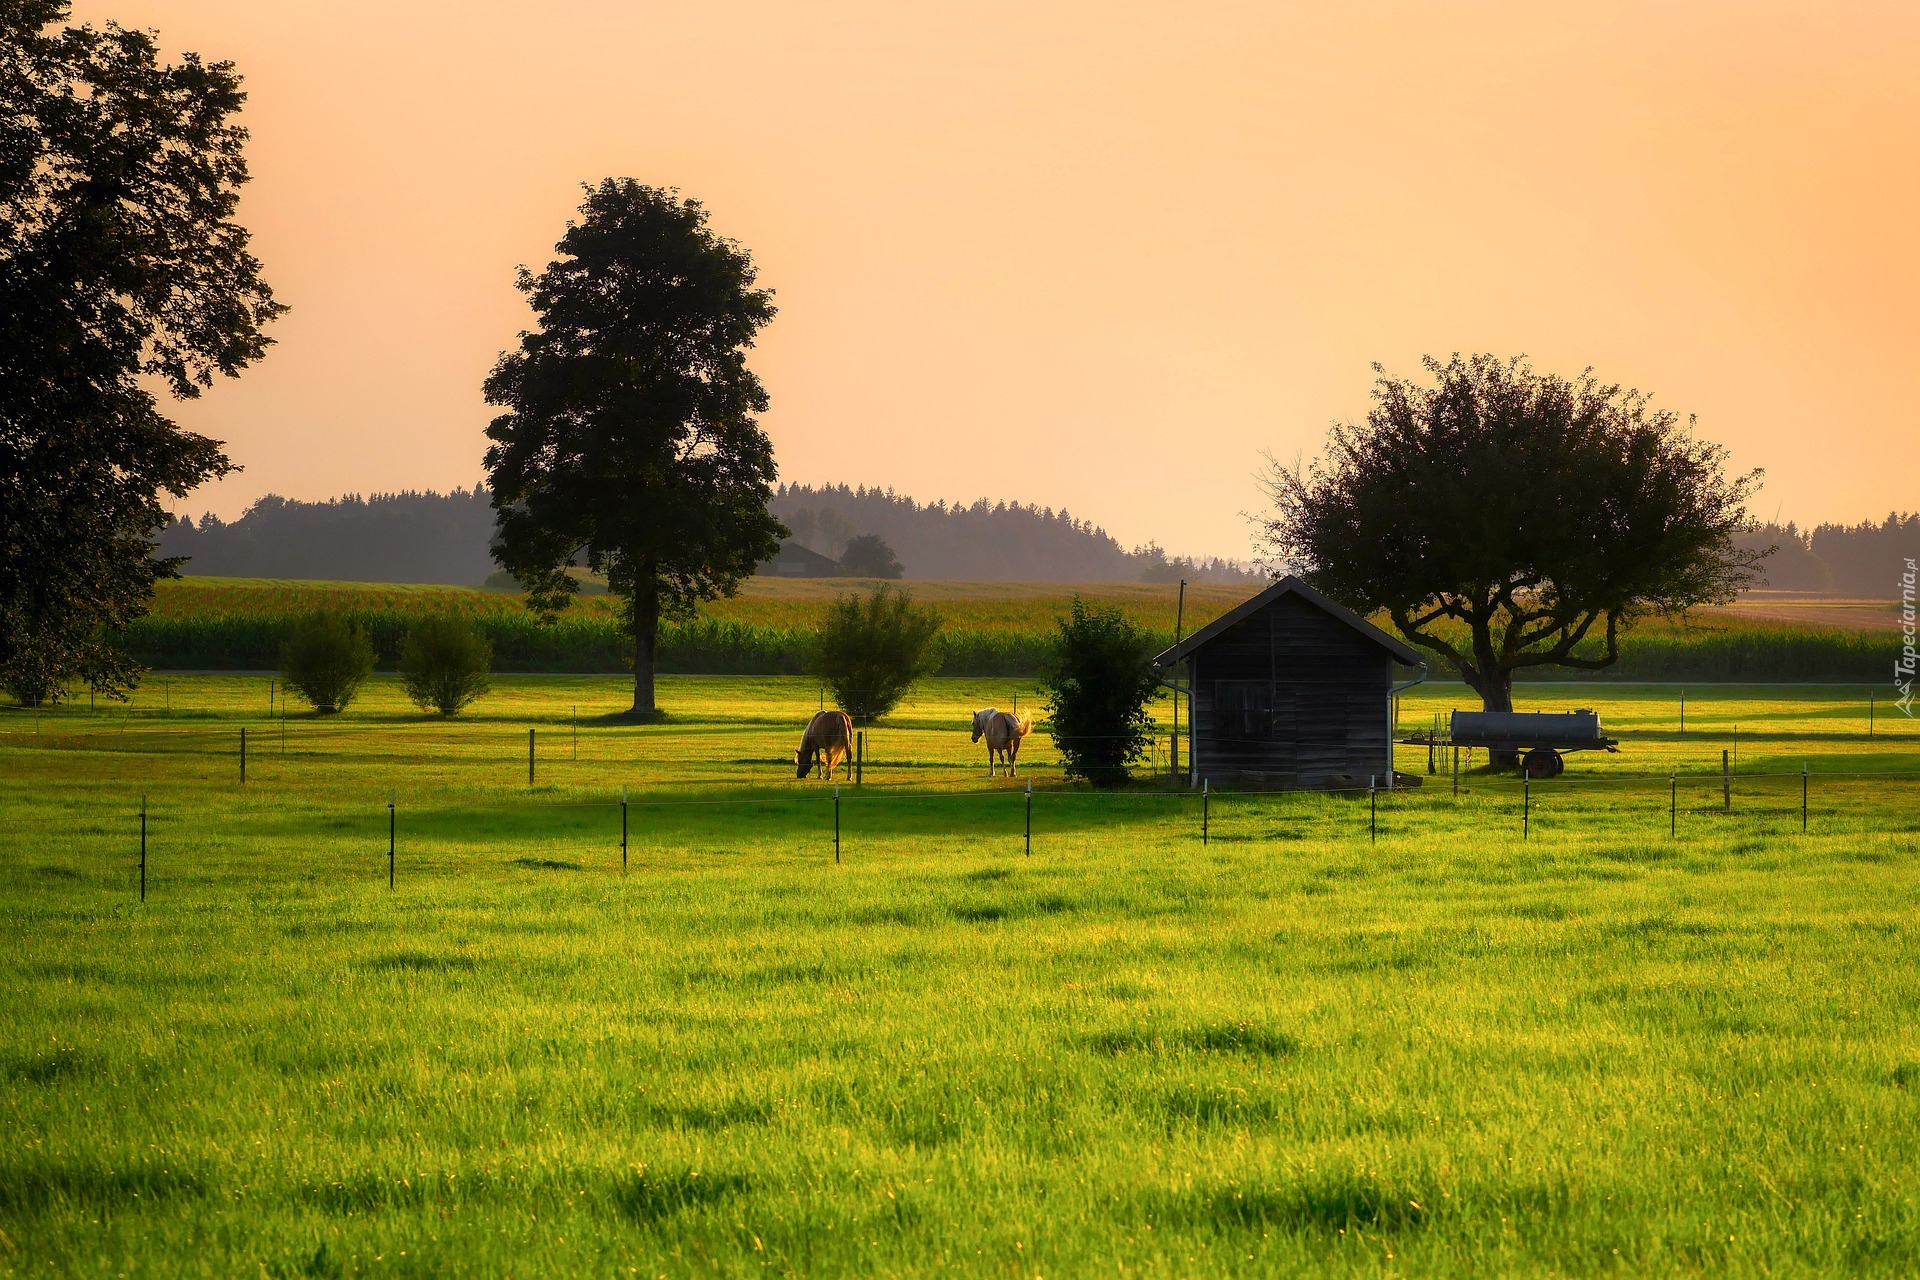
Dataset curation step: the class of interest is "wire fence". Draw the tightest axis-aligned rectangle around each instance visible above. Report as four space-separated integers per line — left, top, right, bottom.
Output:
10 689 1918 901
68 766 1920 902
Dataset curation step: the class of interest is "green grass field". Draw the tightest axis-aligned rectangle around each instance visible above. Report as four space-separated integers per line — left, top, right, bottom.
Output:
3 677 1919 1276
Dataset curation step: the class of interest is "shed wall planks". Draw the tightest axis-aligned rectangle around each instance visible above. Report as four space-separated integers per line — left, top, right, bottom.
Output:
1189 593 1395 788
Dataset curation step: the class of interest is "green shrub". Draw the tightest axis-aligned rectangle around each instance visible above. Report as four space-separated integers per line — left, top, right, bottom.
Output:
809 585 943 721
279 613 374 713
398 616 493 716
1041 597 1161 787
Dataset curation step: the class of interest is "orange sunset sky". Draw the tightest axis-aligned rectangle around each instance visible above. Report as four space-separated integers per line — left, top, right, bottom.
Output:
74 0 1920 561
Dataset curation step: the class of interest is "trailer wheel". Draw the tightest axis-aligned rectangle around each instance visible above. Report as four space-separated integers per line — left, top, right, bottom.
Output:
1523 747 1563 779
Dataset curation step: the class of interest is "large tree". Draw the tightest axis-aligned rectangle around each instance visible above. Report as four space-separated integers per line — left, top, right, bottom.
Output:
483 181 785 717
0 2 281 703
1261 354 1763 734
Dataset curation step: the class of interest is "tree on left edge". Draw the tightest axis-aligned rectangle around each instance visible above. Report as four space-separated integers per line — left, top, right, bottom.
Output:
0 2 283 705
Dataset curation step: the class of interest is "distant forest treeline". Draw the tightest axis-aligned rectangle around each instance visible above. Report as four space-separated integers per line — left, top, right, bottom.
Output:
154 487 1916 592
157 483 1263 584
159 487 497 585
1735 515 1920 594
769 484 1261 583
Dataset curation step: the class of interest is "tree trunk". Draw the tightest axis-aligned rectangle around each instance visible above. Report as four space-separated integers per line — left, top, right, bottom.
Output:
1476 672 1518 769
631 578 659 718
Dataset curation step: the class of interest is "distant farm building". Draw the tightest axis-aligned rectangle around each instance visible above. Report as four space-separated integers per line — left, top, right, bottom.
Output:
757 539 841 577
1154 576 1424 790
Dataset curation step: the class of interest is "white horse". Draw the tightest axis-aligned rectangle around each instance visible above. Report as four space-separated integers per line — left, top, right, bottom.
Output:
970 707 1034 776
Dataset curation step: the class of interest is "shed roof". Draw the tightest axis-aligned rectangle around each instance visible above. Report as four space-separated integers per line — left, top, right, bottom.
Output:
757 539 841 574
1152 575 1423 668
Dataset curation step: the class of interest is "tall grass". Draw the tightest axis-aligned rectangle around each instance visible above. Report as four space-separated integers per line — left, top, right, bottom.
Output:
123 610 1899 680
1540 626 1896 681
127 577 1903 680
122 613 1055 676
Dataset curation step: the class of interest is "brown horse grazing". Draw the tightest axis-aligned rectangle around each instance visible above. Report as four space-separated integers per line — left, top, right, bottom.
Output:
795 710 854 780
971 707 1034 776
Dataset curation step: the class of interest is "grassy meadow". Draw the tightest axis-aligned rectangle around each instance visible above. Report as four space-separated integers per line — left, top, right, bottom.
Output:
3 676 1919 1276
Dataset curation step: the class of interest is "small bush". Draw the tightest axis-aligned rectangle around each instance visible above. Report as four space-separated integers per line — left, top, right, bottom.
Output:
279 613 374 713
1041 596 1160 787
809 585 943 721
398 616 492 716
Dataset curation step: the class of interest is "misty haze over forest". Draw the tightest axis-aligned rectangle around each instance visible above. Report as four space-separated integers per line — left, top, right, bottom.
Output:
155 485 1919 594
156 484 1263 586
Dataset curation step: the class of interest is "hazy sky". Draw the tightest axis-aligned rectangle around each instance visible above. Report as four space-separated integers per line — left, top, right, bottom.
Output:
76 1 1920 559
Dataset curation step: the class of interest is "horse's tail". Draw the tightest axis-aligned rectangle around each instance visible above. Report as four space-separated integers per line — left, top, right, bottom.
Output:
1010 712 1034 738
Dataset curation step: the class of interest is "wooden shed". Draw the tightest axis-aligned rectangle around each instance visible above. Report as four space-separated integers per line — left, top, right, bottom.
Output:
757 539 841 578
1153 576 1425 790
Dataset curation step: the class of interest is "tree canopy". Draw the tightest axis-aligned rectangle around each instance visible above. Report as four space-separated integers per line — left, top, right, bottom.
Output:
837 533 904 579
484 180 785 717
0 2 281 703
1260 355 1763 721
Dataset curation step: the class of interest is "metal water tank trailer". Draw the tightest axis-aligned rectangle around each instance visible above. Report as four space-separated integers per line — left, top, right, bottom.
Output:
1449 708 1618 777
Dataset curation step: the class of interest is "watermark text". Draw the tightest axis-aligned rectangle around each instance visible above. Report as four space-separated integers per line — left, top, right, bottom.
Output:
1899 557 1916 715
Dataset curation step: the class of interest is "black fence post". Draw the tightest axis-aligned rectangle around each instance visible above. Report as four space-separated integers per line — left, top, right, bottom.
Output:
834 784 841 864
1202 779 1209 846
1369 777 1377 843
1801 763 1808 833
387 790 396 889
1670 769 1677 837
622 785 629 873
1523 774 1530 841
1722 749 1730 812
1024 777 1032 856
139 796 147 903
529 728 536 787
240 727 247 784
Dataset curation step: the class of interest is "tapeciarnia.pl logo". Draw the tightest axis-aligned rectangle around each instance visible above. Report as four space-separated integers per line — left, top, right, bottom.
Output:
1899 557 1917 716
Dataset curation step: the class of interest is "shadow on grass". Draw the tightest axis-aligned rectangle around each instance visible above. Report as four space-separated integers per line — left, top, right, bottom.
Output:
1142 1170 1581 1237
617 1166 751 1224
359 950 477 973
0 1160 207 1213
1085 1019 1299 1059
1143 1171 1433 1235
2 1047 99 1084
